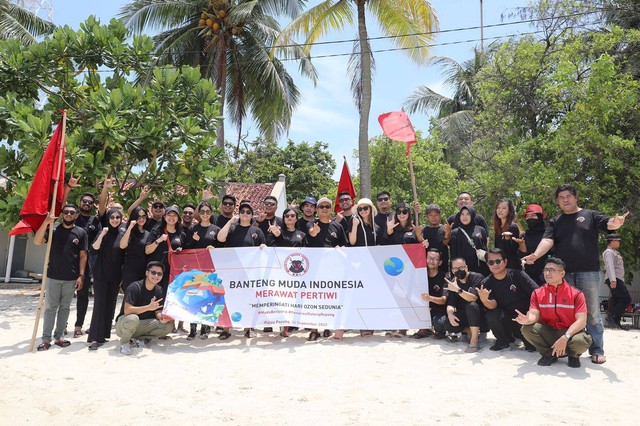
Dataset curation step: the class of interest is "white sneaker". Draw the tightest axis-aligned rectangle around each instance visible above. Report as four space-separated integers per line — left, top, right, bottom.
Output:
131 338 149 349
120 343 132 355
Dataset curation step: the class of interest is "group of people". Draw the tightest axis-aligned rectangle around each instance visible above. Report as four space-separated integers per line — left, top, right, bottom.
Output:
35 179 631 368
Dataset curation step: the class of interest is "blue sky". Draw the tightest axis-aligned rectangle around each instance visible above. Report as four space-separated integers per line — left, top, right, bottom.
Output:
50 0 532 177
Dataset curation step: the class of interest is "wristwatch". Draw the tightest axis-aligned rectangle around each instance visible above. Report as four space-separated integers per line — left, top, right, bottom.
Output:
563 332 571 340
457 288 463 294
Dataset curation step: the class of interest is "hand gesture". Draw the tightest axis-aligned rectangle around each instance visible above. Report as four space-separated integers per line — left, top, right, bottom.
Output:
128 220 137 230
140 185 150 199
202 188 213 201
387 216 399 234
421 293 431 302
335 212 344 223
443 223 451 238
157 234 168 243
444 276 460 293
512 309 530 325
412 224 423 236
100 227 109 237
421 239 430 248
104 176 116 188
448 311 460 327
512 236 525 247
502 231 513 240
522 253 538 265
148 296 163 311
67 174 81 188
192 232 200 241
352 215 360 228
477 285 491 301
258 212 267 222
610 211 629 229
44 212 57 224
268 220 281 237
230 215 239 225
311 221 320 236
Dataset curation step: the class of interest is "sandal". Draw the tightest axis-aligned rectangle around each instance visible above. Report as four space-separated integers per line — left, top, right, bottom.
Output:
322 330 332 338
279 330 289 337
244 329 257 338
218 331 232 340
54 339 71 348
308 331 320 341
360 331 373 337
411 330 432 339
464 345 481 353
37 342 51 351
74 328 83 338
88 341 99 351
591 354 607 364
186 334 196 341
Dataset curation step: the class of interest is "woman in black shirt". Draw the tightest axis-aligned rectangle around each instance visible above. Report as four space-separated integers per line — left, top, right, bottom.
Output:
492 198 521 269
187 201 220 249
272 208 307 248
120 207 150 291
450 206 489 276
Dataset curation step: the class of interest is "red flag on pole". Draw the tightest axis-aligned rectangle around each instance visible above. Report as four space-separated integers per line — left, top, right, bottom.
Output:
9 119 66 236
335 157 356 213
378 111 417 156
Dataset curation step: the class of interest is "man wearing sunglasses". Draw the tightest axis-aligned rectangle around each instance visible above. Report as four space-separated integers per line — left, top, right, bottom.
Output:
34 204 89 351
256 195 284 247
374 191 393 230
115 261 173 355
146 200 166 232
215 194 236 228
335 191 355 242
477 249 538 352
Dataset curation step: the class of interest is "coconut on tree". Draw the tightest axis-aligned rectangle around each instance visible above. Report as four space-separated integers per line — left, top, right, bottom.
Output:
274 0 438 198
120 0 317 150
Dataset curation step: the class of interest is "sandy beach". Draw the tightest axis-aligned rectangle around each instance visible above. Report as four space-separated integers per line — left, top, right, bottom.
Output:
1 285 638 425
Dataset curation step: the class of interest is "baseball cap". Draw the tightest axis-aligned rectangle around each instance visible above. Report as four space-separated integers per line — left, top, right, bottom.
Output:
426 204 441 213
300 196 317 207
522 204 545 218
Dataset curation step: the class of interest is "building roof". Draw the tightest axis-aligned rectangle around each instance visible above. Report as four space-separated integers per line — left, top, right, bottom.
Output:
225 182 275 215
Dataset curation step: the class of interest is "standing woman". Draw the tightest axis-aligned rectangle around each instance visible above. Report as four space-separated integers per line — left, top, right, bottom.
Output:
492 198 521 269
120 207 150 292
218 201 266 339
450 206 489 277
271 208 307 248
87 208 125 350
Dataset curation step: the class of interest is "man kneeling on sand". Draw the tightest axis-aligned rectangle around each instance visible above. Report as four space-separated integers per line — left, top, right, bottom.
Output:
514 258 592 368
115 261 173 355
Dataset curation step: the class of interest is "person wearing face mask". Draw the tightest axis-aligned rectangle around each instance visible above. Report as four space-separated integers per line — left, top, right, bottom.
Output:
450 206 489 277
512 204 549 286
87 208 126 350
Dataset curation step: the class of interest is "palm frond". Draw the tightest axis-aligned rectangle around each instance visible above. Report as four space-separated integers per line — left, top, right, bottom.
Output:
119 0 207 34
404 85 453 115
347 37 375 112
0 0 55 44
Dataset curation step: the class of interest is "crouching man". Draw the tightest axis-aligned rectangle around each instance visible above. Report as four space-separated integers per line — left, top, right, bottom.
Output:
514 258 592 368
115 261 173 355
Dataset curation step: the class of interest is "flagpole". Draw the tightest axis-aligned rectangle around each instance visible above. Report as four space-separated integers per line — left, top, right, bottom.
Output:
28 110 67 352
407 149 419 225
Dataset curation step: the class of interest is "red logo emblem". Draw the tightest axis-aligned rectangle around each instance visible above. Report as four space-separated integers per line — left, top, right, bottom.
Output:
284 253 310 277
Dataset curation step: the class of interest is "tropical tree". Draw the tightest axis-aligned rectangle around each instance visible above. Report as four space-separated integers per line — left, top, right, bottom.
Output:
0 0 55 44
404 46 490 165
120 0 317 150
276 0 438 198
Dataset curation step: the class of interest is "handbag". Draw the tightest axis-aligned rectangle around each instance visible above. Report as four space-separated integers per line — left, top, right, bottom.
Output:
459 228 486 263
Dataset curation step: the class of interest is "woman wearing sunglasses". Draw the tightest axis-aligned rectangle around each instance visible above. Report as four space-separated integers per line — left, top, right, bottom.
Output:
120 207 151 292
87 208 126 350
217 201 266 339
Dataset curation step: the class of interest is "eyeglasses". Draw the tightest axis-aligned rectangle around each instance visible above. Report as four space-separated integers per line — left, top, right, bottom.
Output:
452 266 467 271
263 201 276 207
62 210 77 215
543 268 561 274
239 209 252 215
199 209 212 214
183 211 194 216
81 199 94 205
377 197 389 202
339 198 351 203
284 214 297 219
152 204 164 209
148 270 163 277
427 256 440 261
137 215 147 220
317 205 331 209
357 206 370 212
487 259 504 266
222 201 235 206
109 216 122 220
396 209 409 215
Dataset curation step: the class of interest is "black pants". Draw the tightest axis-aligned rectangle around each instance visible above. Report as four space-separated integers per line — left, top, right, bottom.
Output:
432 310 448 336
88 277 120 342
74 257 94 328
485 307 532 346
445 301 483 333
605 278 632 324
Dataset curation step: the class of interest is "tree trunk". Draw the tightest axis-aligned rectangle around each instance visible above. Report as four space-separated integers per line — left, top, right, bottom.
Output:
216 50 227 151
356 0 372 198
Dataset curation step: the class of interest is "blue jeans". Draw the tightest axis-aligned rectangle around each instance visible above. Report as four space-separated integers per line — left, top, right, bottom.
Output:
565 271 604 355
42 278 76 342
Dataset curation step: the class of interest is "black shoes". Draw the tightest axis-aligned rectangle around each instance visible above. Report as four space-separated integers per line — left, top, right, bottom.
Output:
568 356 581 368
537 355 558 366
489 342 510 351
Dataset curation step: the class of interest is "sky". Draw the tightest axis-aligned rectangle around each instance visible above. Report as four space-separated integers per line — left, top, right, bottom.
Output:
46 0 534 178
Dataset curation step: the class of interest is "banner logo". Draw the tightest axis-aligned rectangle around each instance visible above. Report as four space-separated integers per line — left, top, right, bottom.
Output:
284 252 310 277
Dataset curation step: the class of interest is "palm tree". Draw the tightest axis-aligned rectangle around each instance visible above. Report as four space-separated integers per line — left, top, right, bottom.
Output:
120 0 317 150
0 0 55 44
404 47 488 163
275 0 438 198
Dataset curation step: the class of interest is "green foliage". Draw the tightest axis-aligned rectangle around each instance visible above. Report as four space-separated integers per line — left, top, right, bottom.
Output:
229 138 336 204
0 17 224 229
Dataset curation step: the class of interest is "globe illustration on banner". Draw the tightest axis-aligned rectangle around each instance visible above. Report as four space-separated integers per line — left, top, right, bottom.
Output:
383 257 404 276
231 312 242 322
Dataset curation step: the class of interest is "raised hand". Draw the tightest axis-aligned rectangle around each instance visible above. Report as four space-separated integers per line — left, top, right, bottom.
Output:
192 232 200 241
67 174 81 188
444 276 461 293
477 285 491 301
610 211 630 229
230 215 240 225
512 309 530 325
352 215 360 228
149 296 163 311
268 220 281 237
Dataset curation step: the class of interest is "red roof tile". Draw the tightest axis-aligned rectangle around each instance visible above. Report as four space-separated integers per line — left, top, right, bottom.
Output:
225 182 275 215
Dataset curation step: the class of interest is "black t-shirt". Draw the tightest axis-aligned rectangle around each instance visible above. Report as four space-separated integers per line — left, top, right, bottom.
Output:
90 228 125 282
225 224 266 247
422 225 449 272
297 217 315 232
480 269 538 313
427 270 447 313
384 227 419 245
146 228 187 264
374 212 393 231
519 224 548 285
257 216 285 246
118 279 163 320
450 225 489 276
543 209 609 272
187 223 221 249
350 221 381 246
274 228 308 247
75 214 102 246
444 272 483 311
122 228 150 285
306 221 347 247
144 217 162 233
46 224 89 280
448 213 490 235
215 215 232 229
494 223 521 270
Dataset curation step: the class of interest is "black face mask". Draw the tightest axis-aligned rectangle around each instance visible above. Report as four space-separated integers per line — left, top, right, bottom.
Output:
62 219 75 226
526 218 541 228
454 269 467 280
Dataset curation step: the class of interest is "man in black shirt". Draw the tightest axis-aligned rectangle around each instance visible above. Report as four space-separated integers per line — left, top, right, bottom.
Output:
145 200 165 232
34 204 88 351
478 249 538 352
447 192 490 235
418 249 448 339
374 191 393 230
215 194 236 228
115 261 173 355
523 184 627 364
297 196 317 231
335 191 355 240
421 204 451 273
306 197 347 248
256 195 284 246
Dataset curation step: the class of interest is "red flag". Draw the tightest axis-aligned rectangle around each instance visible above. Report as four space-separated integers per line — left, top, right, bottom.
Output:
335 158 356 213
9 119 66 236
378 111 417 156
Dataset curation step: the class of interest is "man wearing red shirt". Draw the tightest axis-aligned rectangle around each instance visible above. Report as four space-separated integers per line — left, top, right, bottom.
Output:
514 258 592 368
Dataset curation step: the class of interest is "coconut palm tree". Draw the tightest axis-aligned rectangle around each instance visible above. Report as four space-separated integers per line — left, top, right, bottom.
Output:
0 0 55 44
404 47 489 163
120 0 317 150
275 0 438 198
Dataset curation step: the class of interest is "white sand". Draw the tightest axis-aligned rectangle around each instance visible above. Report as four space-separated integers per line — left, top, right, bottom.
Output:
1 287 639 425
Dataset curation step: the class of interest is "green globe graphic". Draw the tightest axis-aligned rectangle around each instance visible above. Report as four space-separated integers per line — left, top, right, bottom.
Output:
383 257 404 276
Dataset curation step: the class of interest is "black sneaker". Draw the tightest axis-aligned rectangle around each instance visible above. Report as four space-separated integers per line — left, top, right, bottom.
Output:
186 333 196 341
490 342 510 351
537 355 558 366
524 344 537 352
568 356 581 368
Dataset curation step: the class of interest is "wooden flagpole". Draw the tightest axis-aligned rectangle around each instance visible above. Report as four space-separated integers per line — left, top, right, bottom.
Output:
28 110 68 352
407 148 419 225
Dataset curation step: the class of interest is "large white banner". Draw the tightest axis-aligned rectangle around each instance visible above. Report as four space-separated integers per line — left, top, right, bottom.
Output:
163 244 431 329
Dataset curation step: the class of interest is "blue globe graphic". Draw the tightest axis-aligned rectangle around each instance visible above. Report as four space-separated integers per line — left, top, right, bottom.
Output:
383 257 404 276
231 312 242 322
